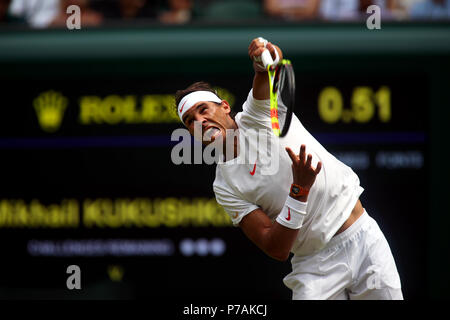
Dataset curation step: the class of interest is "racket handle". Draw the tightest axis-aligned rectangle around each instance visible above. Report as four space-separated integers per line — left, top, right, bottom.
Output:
261 49 274 68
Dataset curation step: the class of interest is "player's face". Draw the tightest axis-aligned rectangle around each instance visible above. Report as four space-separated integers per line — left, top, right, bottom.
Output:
182 100 236 146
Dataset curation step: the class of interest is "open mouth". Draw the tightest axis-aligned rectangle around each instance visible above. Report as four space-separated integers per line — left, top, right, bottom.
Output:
203 127 221 141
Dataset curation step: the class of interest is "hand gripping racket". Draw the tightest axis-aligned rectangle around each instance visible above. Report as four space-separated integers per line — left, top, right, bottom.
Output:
260 45 295 138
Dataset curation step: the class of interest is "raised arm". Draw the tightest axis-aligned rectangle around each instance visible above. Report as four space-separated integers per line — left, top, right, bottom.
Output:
248 38 283 100
239 145 322 261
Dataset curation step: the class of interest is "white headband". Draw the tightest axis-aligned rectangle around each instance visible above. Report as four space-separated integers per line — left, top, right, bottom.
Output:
178 91 222 121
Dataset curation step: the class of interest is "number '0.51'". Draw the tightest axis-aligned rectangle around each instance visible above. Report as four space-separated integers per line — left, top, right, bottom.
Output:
318 86 391 124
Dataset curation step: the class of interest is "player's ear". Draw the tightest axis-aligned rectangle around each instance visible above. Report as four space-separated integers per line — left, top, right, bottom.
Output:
220 100 231 114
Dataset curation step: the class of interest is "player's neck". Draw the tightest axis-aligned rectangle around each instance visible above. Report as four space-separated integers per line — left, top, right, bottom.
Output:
222 122 239 161
222 134 239 161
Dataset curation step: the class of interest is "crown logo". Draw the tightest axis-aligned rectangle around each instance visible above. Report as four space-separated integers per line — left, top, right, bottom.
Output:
107 265 125 282
33 90 68 132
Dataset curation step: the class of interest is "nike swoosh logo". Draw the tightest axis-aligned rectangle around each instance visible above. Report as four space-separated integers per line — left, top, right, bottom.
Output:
286 208 291 221
179 100 187 113
249 163 256 176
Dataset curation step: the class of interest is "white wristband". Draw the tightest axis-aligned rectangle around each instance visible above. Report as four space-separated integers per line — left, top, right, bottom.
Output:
276 196 307 230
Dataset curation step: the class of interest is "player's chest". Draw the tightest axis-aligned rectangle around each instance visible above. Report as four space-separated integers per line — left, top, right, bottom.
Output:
221 151 293 205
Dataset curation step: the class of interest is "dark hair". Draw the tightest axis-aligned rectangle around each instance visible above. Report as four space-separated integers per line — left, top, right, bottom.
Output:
175 81 216 107
174 81 236 120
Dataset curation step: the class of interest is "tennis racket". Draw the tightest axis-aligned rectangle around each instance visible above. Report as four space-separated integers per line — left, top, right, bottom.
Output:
261 49 295 138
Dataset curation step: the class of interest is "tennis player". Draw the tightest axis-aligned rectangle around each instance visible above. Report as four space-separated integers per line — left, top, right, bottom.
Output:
174 38 403 300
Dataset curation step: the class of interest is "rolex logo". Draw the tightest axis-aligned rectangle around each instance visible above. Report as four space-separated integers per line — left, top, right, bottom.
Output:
33 90 68 132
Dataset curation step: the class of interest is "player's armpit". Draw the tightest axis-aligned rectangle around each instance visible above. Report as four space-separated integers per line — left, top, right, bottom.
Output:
239 208 300 261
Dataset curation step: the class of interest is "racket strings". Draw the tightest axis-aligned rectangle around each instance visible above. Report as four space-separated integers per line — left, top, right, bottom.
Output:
268 60 295 137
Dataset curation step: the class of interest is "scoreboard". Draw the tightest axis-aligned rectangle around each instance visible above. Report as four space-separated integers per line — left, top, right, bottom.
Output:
0 22 449 300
